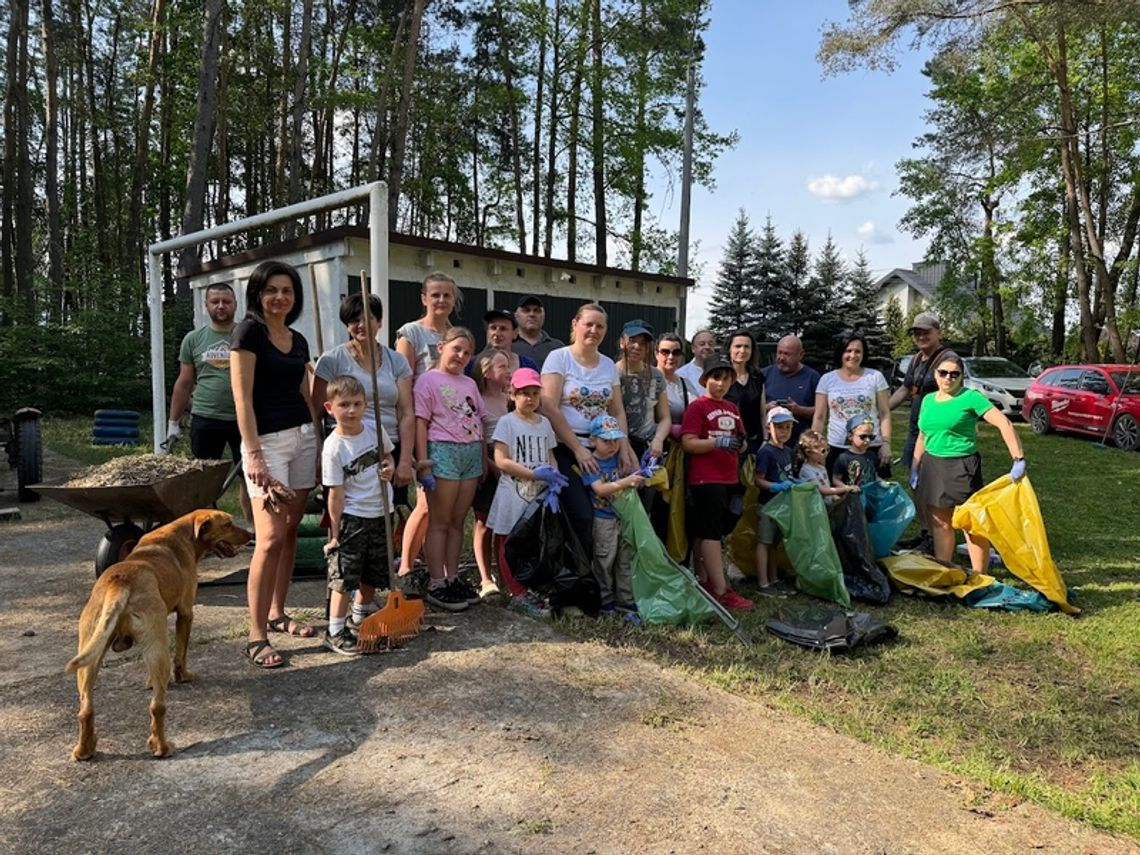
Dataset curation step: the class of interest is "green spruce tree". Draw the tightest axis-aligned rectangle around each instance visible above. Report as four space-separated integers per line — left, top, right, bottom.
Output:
707 210 760 343
801 233 849 368
844 248 891 360
749 215 791 342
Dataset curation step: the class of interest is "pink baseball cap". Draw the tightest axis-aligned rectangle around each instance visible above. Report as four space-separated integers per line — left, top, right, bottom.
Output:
511 367 542 389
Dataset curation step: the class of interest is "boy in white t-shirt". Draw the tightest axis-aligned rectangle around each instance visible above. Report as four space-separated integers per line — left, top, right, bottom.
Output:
321 375 395 656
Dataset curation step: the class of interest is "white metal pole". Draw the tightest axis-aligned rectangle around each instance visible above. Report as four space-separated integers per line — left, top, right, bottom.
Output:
369 183 389 345
148 251 166 453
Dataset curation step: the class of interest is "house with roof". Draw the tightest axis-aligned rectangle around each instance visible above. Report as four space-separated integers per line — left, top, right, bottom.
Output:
874 261 947 317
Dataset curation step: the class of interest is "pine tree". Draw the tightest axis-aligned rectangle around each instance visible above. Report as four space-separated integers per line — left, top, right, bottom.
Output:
884 294 908 357
800 233 850 367
749 215 791 342
707 209 760 343
781 229 828 340
844 248 891 360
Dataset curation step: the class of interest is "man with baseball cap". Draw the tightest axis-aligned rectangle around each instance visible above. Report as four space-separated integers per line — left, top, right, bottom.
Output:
888 311 947 551
512 295 564 367
888 312 948 469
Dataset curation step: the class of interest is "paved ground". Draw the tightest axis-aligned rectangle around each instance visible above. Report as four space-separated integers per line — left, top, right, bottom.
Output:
0 458 1136 854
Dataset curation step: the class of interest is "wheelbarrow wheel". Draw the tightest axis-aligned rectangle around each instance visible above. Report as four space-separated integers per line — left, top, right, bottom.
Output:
95 523 145 577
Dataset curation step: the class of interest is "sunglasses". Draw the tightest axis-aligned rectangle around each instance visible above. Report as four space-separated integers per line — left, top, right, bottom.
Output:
856 433 875 440
936 369 962 379
658 347 683 356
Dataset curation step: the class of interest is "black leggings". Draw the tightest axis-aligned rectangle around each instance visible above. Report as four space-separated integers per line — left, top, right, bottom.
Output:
553 443 595 555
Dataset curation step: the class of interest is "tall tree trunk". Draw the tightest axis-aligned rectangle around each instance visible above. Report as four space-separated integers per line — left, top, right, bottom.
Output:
13 0 35 312
82 0 110 272
387 0 427 230
1052 196 1070 358
629 0 649 271
285 0 314 237
2 0 30 304
590 0 606 267
41 0 64 318
273 5 292 216
493 0 527 252
981 196 1005 356
368 4 410 184
530 1 547 255
565 0 590 263
543 0 563 258
176 0 225 287
126 0 166 288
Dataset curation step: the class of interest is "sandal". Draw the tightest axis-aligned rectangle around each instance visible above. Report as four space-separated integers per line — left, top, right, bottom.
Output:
245 639 284 669
267 614 316 638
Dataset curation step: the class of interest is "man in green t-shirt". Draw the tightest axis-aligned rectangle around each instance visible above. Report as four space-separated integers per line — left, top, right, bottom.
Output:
168 282 251 520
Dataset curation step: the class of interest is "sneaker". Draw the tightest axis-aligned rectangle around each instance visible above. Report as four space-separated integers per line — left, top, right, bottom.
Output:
478 580 503 600
771 578 797 595
618 607 643 627
753 584 787 599
345 609 378 634
448 577 481 605
718 587 754 611
396 565 429 597
599 602 618 617
508 591 551 618
323 628 360 657
425 582 469 612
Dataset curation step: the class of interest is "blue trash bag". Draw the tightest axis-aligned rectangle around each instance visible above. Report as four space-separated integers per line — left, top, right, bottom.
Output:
861 481 916 558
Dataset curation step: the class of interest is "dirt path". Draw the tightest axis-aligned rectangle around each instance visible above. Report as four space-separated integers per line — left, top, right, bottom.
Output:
0 456 1135 854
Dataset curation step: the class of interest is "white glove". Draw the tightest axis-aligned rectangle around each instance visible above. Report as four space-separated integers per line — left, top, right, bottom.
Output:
161 419 182 454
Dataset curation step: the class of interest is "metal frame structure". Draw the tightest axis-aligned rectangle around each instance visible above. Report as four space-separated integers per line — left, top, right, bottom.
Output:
145 182 387 453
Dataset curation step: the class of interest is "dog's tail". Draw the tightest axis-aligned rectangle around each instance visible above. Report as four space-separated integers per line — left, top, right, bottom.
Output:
66 586 130 673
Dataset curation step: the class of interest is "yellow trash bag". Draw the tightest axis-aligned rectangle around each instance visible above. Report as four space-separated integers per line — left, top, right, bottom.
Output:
724 456 791 578
643 464 669 493
951 475 1079 615
882 553 995 598
663 443 688 563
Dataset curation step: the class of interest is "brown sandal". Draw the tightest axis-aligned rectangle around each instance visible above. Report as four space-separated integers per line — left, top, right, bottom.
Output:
266 614 316 638
245 640 284 668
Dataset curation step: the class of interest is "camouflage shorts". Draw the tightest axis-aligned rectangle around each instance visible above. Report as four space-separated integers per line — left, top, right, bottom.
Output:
327 513 390 592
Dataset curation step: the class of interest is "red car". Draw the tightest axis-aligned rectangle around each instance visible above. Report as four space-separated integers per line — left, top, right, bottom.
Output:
1022 364 1140 450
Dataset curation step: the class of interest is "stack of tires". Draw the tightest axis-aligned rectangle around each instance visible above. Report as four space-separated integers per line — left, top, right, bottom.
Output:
92 409 141 446
293 513 328 578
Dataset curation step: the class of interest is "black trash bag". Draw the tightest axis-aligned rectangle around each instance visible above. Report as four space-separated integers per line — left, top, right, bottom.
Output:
504 498 600 617
765 606 898 651
829 493 892 604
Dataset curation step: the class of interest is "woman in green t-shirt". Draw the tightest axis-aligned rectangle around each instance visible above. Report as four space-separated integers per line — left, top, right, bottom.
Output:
911 351 1025 575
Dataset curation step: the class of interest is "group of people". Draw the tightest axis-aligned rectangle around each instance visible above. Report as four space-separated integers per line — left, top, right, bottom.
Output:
170 260 1028 668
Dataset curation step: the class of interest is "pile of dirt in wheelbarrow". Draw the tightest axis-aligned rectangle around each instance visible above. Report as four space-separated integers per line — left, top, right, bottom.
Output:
64 454 213 488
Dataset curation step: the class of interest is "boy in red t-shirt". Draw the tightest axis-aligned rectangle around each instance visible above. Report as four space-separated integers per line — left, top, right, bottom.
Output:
681 357 754 611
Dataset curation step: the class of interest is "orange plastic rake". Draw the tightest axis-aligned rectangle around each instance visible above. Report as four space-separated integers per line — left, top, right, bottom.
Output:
352 273 425 652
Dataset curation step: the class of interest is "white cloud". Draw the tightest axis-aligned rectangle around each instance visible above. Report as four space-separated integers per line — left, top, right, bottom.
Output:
856 220 894 244
806 174 879 201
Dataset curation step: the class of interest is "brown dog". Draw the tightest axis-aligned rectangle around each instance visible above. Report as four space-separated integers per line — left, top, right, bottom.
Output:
66 509 250 761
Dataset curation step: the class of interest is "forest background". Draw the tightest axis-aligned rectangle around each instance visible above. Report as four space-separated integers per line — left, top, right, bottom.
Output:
2 0 1139 414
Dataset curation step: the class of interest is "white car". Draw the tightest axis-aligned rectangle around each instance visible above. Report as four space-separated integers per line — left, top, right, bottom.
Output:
963 357 1032 417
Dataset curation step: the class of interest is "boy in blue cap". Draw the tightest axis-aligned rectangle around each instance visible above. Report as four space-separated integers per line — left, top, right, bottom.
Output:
754 406 797 596
581 413 645 623
832 413 883 491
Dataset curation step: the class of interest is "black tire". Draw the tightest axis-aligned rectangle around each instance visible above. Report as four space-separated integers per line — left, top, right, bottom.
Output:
93 416 143 428
1029 404 1051 435
1113 413 1139 451
16 417 42 502
93 409 140 422
95 523 145 577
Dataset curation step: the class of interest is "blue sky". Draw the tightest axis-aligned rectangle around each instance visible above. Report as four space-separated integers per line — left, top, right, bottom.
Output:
671 1 936 330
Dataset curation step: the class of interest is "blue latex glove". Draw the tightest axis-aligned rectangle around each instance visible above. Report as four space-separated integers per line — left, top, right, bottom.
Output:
714 435 743 452
769 481 792 493
417 472 437 492
1010 458 1026 482
909 467 920 490
541 489 560 512
639 449 660 471
532 465 568 490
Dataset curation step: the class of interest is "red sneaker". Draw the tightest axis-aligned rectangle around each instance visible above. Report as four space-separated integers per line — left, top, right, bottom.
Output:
717 587 754 611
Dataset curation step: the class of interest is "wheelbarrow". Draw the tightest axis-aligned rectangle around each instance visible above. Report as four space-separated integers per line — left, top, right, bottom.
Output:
34 461 239 576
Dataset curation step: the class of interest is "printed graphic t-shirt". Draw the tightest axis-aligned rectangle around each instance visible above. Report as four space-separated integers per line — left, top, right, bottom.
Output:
180 326 236 421
681 395 743 485
541 347 619 438
321 424 395 517
413 369 485 443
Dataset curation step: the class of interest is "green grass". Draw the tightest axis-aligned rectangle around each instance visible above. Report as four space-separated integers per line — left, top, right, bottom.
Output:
41 413 1140 836
565 412 1140 839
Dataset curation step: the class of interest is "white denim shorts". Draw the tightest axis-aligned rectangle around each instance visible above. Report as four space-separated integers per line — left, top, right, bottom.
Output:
242 423 318 499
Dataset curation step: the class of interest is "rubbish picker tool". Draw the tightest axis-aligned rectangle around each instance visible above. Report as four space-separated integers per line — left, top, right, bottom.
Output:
352 272 425 652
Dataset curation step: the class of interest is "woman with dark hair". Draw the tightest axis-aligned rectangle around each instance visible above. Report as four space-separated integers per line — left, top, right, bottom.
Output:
616 319 670 463
911 351 1025 575
722 329 767 452
231 260 322 668
811 330 892 475
312 293 416 505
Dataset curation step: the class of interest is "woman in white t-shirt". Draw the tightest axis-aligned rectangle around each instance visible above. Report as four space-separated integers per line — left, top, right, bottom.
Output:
811 330 892 476
312 293 415 505
395 272 460 577
540 302 637 553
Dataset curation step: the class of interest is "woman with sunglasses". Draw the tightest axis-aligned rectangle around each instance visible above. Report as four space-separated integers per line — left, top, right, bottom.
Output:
911 351 1025 576
655 333 690 434
812 330 892 475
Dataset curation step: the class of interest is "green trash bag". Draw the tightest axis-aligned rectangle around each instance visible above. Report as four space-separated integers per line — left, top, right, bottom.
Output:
611 490 716 626
761 484 850 608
